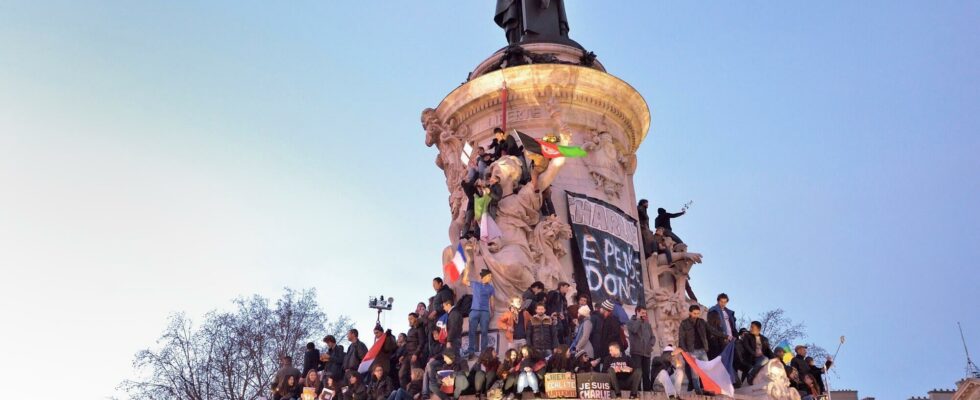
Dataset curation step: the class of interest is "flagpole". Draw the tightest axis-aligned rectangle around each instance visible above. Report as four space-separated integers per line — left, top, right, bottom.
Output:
825 336 845 400
501 82 508 132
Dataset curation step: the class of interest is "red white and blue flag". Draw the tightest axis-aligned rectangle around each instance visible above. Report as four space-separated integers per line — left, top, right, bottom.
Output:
443 243 466 283
357 334 389 374
679 342 736 397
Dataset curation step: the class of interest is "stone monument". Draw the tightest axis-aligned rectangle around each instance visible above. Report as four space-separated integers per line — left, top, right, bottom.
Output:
421 3 708 359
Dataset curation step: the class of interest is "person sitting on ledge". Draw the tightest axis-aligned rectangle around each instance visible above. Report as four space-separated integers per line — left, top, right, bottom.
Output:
427 350 469 400
601 342 640 399
654 207 685 244
738 320 774 385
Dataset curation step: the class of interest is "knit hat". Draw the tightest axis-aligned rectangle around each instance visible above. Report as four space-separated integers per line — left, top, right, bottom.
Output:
578 305 591 317
662 345 674 353
601 300 615 311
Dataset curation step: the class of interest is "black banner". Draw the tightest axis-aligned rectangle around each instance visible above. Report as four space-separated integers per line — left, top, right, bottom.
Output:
566 191 645 307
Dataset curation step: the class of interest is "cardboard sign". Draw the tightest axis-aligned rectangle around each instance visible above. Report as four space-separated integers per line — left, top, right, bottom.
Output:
576 372 613 399
566 191 645 307
544 372 577 398
301 387 317 400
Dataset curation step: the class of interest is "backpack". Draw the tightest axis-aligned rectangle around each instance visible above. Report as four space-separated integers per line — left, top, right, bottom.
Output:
455 294 473 318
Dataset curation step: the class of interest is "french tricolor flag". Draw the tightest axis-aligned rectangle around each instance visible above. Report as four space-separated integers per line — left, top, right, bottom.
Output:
357 333 389 374
679 342 735 397
443 243 466 283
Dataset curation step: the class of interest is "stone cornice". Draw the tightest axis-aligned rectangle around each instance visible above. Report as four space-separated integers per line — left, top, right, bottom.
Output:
435 64 651 153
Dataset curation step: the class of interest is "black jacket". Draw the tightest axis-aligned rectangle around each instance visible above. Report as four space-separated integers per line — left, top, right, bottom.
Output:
370 332 399 374
445 307 464 344
344 340 369 373
432 286 456 318
367 376 394 400
528 314 558 352
303 348 321 375
490 135 521 159
343 382 368 400
738 333 774 363
678 317 713 352
654 210 684 230
596 313 622 359
638 205 650 229
323 344 346 379
405 322 426 359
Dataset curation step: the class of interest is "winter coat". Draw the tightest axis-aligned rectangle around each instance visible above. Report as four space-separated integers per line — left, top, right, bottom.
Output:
343 340 369 373
528 314 558 352
737 333 774 362
596 313 622 359
626 318 655 357
370 332 398 374
367 376 394 400
405 322 426 359
303 348 321 375
654 210 684 231
678 317 710 352
432 286 456 318
323 344 346 379
445 307 464 344
571 316 594 358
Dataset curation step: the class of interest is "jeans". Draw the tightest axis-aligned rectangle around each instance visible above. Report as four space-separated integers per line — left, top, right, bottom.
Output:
687 349 708 391
466 310 491 357
387 388 410 400
631 354 652 390
747 355 768 384
516 371 539 394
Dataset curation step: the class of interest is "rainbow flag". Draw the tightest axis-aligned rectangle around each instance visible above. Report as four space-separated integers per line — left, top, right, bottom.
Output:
775 340 793 364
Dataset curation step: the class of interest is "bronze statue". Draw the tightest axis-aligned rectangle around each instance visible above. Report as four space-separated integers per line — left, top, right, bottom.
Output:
494 0 578 48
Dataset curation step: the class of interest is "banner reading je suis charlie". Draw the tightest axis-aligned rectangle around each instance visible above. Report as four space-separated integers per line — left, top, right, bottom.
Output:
565 191 645 308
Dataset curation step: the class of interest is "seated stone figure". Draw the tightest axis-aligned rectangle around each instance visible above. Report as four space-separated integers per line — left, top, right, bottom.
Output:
736 357 802 400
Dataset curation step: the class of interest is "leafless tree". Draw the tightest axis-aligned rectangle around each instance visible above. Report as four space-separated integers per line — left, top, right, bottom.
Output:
121 288 354 400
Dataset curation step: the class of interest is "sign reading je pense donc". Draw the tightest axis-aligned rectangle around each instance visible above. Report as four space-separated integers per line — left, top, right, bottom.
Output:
566 191 645 308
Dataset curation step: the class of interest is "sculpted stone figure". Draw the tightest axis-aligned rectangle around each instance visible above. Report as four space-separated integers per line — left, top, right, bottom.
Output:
528 215 572 288
736 358 802 400
422 108 467 191
582 131 627 199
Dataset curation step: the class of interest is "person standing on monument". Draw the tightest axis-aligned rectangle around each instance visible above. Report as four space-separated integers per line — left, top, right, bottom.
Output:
706 293 737 359
594 300 622 360
489 127 520 160
431 278 456 320
442 299 464 352
677 305 721 394
400 313 426 387
654 207 685 244
343 329 369 379
322 335 346 380
464 269 495 359
527 303 558 357
570 305 595 360
544 282 571 343
627 307 655 390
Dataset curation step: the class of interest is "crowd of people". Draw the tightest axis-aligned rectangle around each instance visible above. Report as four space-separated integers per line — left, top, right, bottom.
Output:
270 277 833 400
266 129 831 399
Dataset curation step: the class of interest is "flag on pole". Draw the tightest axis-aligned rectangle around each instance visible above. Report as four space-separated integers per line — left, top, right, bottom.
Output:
776 340 794 364
443 243 466 283
357 333 388 374
679 342 735 397
515 130 587 159
501 85 508 131
479 213 502 242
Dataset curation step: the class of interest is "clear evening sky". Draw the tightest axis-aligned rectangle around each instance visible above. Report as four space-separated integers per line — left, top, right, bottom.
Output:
1 1 977 399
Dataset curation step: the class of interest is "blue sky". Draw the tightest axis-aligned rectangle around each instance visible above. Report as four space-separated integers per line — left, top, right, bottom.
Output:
0 1 977 399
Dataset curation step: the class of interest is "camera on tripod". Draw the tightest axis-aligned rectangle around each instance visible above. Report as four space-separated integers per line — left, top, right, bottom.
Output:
368 295 394 311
